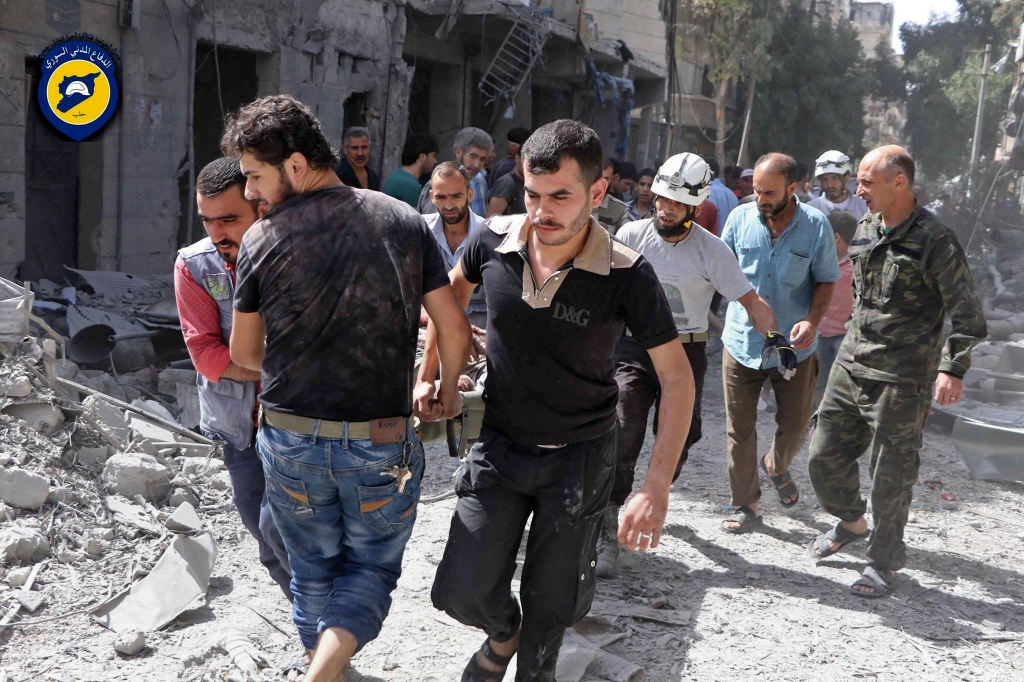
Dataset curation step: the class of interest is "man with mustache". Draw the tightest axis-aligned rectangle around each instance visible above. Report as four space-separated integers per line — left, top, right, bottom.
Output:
416 120 695 681
719 153 840 534
173 157 292 600
597 154 779 577
419 127 494 217
335 126 380 191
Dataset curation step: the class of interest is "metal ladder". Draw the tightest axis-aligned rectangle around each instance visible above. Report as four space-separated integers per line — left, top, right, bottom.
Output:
478 12 547 114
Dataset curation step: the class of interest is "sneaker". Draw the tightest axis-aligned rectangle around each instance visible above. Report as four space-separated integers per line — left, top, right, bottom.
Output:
595 504 620 578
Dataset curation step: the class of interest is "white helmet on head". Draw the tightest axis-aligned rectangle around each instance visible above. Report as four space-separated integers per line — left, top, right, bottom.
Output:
814 150 852 178
651 153 712 207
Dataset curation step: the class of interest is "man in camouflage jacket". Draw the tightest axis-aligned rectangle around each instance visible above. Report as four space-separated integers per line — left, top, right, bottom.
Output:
807 145 987 598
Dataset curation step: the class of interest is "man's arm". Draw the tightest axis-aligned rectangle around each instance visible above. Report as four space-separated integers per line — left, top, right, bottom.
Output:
486 196 509 218
618 339 694 552
229 311 267 372
414 261 476 420
790 282 834 350
931 238 988 404
221 363 261 382
736 290 778 337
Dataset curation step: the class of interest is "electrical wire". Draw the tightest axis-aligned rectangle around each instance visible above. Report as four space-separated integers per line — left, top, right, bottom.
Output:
148 0 182 81
964 97 1024 252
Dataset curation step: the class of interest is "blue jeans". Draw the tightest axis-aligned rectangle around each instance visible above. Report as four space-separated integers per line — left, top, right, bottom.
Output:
815 333 846 405
256 422 424 652
222 440 293 601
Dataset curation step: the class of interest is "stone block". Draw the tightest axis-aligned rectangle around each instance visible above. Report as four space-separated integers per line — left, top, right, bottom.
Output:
0 374 32 397
0 527 50 563
0 467 51 510
1 402 64 436
83 394 132 441
6 565 32 587
113 630 146 656
77 444 111 466
102 452 172 501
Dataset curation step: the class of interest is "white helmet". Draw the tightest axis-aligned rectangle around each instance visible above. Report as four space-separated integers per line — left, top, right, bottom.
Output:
652 153 712 207
814 150 852 178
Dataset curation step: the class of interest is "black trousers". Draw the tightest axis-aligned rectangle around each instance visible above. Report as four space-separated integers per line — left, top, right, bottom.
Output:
432 426 616 682
611 337 707 507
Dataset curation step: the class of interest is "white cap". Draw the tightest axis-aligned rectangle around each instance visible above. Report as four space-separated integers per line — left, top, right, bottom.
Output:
814 150 852 178
740 168 754 179
651 153 712 207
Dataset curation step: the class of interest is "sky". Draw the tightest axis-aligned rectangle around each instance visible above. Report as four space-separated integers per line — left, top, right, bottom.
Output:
891 0 961 53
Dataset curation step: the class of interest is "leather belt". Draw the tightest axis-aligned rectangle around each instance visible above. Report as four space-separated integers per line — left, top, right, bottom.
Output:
261 408 407 440
679 331 710 344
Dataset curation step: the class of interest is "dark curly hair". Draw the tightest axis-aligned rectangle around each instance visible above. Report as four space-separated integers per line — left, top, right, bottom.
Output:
220 95 338 170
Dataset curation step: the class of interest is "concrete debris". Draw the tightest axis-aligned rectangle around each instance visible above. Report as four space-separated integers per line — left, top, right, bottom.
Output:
216 630 267 674
0 502 14 522
983 619 1006 631
0 375 32 398
165 501 203 534
77 445 111 466
105 496 163 535
5 566 33 588
1 401 65 435
0 467 51 510
208 471 233 492
181 458 226 477
0 527 49 563
113 630 147 656
102 453 172 502
15 590 45 613
82 394 132 442
557 630 644 682
168 487 200 508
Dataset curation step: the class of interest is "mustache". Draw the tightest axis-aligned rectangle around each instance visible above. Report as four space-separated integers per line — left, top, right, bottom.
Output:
532 219 564 229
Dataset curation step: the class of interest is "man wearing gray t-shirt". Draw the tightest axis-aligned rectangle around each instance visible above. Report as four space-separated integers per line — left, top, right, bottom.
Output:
808 149 869 220
597 154 780 577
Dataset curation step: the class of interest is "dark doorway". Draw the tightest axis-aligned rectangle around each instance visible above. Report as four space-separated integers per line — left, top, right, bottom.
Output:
181 44 259 245
407 60 431 134
23 63 79 282
343 92 369 130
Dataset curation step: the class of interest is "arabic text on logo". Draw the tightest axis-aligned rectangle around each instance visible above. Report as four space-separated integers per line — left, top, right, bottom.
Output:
38 38 119 141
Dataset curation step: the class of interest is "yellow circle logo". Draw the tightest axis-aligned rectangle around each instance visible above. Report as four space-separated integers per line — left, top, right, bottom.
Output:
45 59 111 126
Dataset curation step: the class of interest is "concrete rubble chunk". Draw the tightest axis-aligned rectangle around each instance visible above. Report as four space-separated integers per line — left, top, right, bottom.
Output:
1 402 65 435
113 630 146 656
209 471 233 491
53 359 79 380
78 445 111 466
157 369 198 396
82 394 132 442
165 501 203 533
0 375 32 398
15 590 45 613
6 566 33 587
0 467 51 510
0 527 50 563
169 488 199 508
103 453 172 502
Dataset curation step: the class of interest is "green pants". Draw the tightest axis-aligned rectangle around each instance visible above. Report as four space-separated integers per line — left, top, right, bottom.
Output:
808 363 933 572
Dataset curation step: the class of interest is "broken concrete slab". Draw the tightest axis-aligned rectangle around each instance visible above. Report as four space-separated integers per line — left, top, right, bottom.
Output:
102 453 172 502
0 527 50 563
1 402 65 435
6 566 33 587
15 590 45 613
165 501 202 534
105 496 164 536
157 369 197 396
113 630 146 656
82 394 132 442
0 375 31 398
952 417 1024 482
92 532 218 632
168 488 199 508
0 467 50 510
77 445 111 466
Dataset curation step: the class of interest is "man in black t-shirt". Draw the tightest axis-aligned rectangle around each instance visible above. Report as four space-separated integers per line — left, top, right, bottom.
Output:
223 95 470 682
416 120 696 681
486 149 526 217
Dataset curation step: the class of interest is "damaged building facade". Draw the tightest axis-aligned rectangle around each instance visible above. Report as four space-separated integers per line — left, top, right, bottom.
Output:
0 0 674 280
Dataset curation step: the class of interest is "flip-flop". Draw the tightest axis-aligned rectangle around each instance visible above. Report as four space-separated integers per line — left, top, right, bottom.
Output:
807 522 871 560
850 565 895 599
461 638 514 682
760 454 799 507
721 505 764 535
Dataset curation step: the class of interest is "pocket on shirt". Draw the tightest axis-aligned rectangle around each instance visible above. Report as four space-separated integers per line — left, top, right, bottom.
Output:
737 245 760 277
879 259 899 304
850 256 865 300
781 253 811 287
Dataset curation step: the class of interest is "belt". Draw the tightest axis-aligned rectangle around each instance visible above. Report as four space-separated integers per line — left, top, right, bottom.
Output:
261 408 408 440
679 331 710 344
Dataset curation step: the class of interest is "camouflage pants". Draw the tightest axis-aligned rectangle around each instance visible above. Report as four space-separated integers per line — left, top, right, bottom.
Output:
808 363 933 572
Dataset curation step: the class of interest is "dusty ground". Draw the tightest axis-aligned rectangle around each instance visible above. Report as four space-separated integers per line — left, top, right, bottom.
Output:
4 358 1024 681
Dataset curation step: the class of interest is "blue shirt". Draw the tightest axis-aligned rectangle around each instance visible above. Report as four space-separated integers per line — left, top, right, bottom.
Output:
709 179 739 228
470 171 489 218
425 210 488 315
720 201 841 369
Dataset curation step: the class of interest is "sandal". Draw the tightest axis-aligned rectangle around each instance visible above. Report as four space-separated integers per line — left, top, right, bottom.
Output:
807 522 870 560
462 638 514 682
721 505 764 534
850 565 895 599
760 454 799 507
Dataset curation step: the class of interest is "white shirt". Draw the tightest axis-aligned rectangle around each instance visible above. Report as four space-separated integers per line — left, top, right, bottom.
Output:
616 218 753 334
425 210 487 314
808 192 869 220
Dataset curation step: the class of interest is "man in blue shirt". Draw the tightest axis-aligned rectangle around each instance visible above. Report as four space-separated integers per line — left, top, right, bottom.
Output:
719 153 840 534
418 127 493 218
705 155 739 229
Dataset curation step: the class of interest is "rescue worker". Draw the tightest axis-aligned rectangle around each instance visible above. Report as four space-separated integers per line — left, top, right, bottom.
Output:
417 120 696 681
807 145 986 598
597 153 780 577
173 157 292 600
809 150 869 219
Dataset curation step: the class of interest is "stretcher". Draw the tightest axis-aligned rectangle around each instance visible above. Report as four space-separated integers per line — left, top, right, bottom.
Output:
415 388 485 459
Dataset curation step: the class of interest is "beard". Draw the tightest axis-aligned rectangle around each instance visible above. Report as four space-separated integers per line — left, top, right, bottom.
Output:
759 191 792 219
441 204 469 225
532 201 592 246
273 166 297 205
824 185 845 202
655 206 697 239
217 248 238 265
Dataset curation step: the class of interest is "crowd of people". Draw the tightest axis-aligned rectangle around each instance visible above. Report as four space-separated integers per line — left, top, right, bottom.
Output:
173 94 988 682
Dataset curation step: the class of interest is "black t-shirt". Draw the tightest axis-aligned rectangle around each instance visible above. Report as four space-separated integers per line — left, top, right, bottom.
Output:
490 172 525 215
234 186 449 421
462 215 678 445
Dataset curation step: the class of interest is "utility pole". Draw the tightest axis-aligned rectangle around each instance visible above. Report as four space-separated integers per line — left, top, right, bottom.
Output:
969 43 992 195
737 75 757 168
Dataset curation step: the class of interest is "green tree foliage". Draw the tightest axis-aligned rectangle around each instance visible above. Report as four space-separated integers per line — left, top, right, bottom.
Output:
900 0 1017 180
747 3 870 167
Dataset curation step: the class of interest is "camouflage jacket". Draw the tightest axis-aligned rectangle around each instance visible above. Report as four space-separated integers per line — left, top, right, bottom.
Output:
593 193 632 235
837 205 986 383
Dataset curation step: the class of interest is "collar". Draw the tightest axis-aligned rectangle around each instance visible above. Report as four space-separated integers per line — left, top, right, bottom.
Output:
494 214 615 276
427 209 484 237
878 203 922 244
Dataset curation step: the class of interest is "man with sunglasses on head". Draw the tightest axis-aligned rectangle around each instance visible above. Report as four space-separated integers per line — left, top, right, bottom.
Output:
597 154 780 576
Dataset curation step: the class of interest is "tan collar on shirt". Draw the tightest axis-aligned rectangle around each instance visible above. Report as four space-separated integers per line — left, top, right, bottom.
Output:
491 214 639 275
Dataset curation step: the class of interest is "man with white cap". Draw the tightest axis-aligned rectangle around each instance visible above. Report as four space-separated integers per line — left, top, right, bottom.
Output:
596 153 781 576
809 150 869 219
